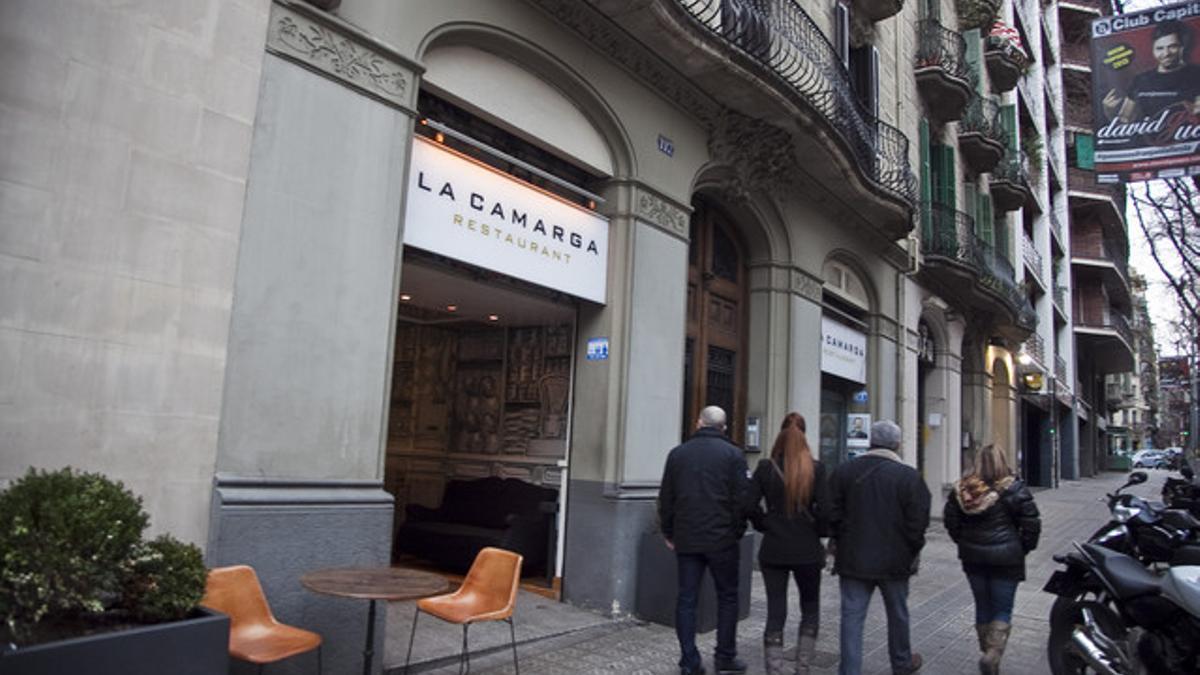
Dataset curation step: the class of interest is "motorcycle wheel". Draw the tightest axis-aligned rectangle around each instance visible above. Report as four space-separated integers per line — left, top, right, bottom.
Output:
1048 596 1127 674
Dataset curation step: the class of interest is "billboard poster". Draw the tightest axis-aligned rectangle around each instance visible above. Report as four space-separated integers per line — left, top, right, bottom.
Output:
1090 2 1200 183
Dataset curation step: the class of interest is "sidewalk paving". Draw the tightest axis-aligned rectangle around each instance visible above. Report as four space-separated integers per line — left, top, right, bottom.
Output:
384 470 1160 675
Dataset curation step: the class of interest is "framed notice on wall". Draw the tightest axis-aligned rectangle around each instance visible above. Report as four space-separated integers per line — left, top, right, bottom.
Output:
847 413 871 449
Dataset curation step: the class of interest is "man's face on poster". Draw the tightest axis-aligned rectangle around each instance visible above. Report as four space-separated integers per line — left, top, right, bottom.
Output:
1153 32 1185 72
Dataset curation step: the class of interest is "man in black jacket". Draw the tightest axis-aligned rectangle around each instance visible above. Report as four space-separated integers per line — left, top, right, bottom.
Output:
659 405 750 675
828 420 930 675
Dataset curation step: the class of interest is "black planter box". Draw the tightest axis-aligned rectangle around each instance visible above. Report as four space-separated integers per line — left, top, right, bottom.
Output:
635 531 754 632
1 607 229 675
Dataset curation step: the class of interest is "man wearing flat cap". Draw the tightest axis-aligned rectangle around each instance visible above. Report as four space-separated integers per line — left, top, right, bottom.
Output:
827 420 931 675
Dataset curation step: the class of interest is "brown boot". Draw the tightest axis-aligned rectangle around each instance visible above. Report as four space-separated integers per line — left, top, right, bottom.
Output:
979 621 1010 675
764 632 786 675
974 624 988 653
794 626 817 675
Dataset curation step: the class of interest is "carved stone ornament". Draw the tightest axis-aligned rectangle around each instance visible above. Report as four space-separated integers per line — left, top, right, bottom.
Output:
709 109 798 201
267 1 414 110
526 0 719 126
790 269 823 303
636 190 689 237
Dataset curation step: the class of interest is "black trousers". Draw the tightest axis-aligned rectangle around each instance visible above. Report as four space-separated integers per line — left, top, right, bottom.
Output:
760 561 822 636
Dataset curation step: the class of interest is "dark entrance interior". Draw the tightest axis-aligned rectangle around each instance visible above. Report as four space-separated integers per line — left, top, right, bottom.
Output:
385 253 575 589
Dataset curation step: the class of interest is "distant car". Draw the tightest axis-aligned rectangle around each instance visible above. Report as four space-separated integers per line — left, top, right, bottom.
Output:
1133 449 1168 469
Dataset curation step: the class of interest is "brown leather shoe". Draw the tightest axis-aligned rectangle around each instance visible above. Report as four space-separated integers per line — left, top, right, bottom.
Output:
895 653 923 675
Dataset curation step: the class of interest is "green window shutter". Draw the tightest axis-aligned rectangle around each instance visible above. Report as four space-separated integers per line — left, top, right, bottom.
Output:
920 120 932 237
964 182 977 224
995 215 1009 262
981 195 995 247
941 144 956 212
1001 105 1018 153
1077 133 1095 169
964 29 983 93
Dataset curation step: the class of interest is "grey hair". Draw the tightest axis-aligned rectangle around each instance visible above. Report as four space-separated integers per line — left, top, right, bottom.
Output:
699 406 727 429
870 420 902 451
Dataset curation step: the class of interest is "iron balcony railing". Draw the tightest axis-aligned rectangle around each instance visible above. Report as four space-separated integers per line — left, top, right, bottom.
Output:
1056 354 1068 386
1023 230 1044 284
1074 236 1130 287
977 234 1038 329
921 201 1035 328
1024 332 1045 365
1077 310 1135 350
678 0 917 207
921 201 977 264
1049 209 1065 247
994 149 1033 188
915 19 971 83
960 93 1009 147
1054 284 1068 312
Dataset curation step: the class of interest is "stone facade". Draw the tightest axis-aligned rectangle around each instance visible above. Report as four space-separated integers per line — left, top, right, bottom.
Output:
0 0 1098 672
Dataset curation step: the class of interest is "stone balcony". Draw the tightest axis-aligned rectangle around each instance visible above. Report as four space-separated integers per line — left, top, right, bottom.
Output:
992 151 1039 213
918 201 1036 340
958 94 1007 174
914 19 972 122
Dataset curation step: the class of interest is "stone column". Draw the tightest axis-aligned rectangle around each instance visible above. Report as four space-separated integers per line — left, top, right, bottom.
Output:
209 4 423 672
561 182 691 616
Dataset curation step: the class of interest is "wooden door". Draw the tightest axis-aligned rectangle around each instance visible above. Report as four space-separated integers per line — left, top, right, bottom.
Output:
681 199 748 444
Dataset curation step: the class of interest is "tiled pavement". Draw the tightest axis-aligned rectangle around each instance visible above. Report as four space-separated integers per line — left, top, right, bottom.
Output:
386 470 1164 674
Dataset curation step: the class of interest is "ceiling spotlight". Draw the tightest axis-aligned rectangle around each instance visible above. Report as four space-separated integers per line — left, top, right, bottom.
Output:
399 294 412 301
434 132 445 144
446 304 458 312
487 314 499 322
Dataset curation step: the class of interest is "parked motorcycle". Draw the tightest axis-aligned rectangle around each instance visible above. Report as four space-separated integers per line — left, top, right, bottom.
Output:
1084 471 1200 567
1162 462 1200 520
1045 542 1200 674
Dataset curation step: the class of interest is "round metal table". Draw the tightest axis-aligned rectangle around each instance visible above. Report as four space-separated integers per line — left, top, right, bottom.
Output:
301 567 450 675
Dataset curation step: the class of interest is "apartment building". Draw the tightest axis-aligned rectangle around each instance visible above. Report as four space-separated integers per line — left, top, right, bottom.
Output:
1056 0 1137 477
1105 273 1158 458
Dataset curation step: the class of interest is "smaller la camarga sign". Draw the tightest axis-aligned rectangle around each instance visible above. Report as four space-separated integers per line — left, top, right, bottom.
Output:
1090 1 1200 183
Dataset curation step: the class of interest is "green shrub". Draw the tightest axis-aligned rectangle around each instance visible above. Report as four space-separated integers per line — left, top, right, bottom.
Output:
121 535 207 623
0 468 204 644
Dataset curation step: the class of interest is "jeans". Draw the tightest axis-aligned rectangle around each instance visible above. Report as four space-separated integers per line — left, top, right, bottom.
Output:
761 562 822 636
838 576 912 675
676 544 740 670
966 573 1019 624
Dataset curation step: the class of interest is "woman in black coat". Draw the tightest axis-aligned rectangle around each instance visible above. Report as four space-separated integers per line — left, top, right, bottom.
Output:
745 412 829 675
944 444 1041 675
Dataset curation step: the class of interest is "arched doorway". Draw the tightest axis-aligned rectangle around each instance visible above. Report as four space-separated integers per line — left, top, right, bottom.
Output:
917 321 937 479
991 358 1014 465
682 197 748 443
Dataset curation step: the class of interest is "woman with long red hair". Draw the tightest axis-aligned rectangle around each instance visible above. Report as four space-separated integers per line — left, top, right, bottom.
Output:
746 412 829 675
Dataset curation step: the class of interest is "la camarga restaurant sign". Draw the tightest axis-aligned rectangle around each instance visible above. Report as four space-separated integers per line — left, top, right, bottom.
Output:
404 135 609 303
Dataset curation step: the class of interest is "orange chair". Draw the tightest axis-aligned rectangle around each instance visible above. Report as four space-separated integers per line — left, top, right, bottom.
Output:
201 565 323 675
402 547 523 674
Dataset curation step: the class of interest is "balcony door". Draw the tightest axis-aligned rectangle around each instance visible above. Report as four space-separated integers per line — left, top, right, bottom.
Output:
682 199 748 444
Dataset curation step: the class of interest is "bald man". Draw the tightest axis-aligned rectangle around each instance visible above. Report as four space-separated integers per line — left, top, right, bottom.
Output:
658 405 751 675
